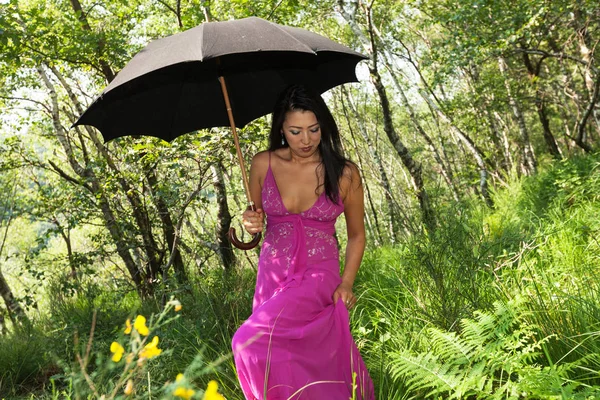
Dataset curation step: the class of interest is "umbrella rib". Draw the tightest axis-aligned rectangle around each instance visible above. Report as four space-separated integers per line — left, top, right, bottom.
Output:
267 21 317 55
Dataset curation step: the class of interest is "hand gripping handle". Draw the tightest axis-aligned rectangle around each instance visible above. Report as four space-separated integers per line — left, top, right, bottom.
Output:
228 204 262 250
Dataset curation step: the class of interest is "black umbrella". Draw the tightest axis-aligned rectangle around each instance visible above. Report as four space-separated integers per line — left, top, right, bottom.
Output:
74 16 366 249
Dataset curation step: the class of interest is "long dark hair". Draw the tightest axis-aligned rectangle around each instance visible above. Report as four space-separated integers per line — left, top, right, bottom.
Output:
268 84 353 204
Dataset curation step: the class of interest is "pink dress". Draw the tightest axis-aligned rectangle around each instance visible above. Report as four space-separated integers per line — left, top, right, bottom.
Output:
232 154 375 400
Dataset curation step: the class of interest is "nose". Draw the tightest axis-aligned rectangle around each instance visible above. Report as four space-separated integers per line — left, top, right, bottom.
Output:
301 131 310 144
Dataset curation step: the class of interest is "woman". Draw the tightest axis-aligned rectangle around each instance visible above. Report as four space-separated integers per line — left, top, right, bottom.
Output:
232 85 374 399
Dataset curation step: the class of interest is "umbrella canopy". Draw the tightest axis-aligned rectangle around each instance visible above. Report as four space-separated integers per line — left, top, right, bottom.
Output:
74 16 366 142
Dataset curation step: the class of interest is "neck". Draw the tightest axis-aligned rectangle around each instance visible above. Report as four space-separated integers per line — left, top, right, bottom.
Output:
287 147 321 164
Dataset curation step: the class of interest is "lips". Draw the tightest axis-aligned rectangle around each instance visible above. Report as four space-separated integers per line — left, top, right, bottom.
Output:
301 146 312 152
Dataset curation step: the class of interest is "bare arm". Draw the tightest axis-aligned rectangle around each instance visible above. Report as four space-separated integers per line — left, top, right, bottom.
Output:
243 151 268 234
333 163 366 308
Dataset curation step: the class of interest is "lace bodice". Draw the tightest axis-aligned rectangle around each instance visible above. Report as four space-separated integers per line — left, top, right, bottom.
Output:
260 160 344 267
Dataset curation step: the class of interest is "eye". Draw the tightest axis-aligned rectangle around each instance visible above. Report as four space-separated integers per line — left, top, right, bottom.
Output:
310 127 320 133
290 130 300 135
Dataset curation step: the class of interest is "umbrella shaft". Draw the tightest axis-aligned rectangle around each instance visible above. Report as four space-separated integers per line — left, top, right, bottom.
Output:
218 75 253 207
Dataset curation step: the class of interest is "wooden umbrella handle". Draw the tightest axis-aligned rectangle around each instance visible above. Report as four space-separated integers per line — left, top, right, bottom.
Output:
217 73 262 250
228 228 261 250
228 204 262 250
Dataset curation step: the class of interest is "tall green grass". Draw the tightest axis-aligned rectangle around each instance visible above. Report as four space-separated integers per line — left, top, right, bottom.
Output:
0 268 254 399
354 154 600 398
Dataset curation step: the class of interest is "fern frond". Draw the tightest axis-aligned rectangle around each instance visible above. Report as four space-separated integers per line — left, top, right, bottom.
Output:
388 297 600 399
388 350 460 397
427 327 476 365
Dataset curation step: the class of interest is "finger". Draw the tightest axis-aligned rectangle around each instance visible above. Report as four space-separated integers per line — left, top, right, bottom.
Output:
346 296 356 308
243 213 262 223
248 210 261 218
332 292 340 304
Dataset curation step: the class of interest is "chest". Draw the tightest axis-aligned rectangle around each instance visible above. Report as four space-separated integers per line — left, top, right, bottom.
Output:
270 163 324 215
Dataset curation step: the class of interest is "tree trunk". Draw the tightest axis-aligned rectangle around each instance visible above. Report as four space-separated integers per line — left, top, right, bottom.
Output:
0 308 7 335
521 51 562 158
575 73 599 152
382 59 461 202
420 90 493 207
90 174 149 295
0 271 28 328
211 163 236 270
484 104 511 173
145 168 188 283
347 127 382 245
0 179 29 328
466 65 513 175
341 89 398 242
545 37 596 147
339 91 384 244
53 218 77 279
498 57 536 174
574 8 600 138
158 0 183 29
491 110 515 172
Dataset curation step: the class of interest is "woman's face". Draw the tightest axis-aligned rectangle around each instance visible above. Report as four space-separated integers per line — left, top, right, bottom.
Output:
281 110 321 158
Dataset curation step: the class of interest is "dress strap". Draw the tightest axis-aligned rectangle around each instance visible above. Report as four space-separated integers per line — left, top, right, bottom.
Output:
267 151 274 178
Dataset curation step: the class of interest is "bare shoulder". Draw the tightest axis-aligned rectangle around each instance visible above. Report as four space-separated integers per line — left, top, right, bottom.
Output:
250 151 270 182
252 150 270 164
251 150 270 170
340 161 362 199
343 161 361 179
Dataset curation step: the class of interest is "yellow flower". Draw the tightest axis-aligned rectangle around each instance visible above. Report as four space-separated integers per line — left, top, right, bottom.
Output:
124 379 134 395
139 336 162 359
110 342 125 362
134 315 149 336
203 380 225 400
124 319 132 334
174 387 195 399
176 373 185 382
169 299 182 312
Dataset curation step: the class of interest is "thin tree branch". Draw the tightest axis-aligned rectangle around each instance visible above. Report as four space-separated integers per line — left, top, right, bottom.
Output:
512 48 598 74
0 96 52 113
48 160 93 192
266 0 285 20
575 74 600 151
157 0 182 29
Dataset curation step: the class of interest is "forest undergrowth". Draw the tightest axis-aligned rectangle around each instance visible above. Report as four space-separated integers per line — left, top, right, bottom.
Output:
1 154 599 399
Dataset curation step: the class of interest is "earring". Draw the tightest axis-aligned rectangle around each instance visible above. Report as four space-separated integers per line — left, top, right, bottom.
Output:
281 135 285 146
